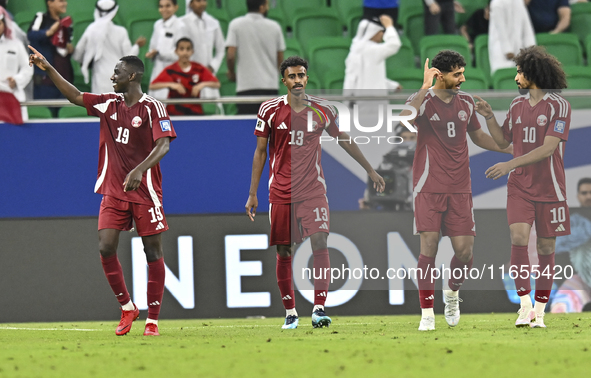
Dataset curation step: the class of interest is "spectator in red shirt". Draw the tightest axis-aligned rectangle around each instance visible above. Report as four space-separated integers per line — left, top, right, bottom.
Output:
150 37 220 115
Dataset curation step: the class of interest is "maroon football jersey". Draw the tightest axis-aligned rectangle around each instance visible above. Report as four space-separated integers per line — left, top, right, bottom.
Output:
407 89 482 194
83 93 177 207
502 92 570 202
254 95 341 204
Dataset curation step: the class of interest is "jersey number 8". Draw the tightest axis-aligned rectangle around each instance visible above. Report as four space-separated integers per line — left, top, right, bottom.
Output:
447 122 456 138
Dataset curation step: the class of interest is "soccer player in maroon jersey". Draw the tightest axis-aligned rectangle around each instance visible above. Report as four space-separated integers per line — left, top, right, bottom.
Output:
29 46 176 336
475 46 571 328
405 50 511 331
245 56 385 329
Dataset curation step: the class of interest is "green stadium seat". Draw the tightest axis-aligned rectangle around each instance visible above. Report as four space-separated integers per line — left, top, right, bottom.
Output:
222 0 248 19
128 17 158 91
267 7 288 36
6 0 35 15
64 1 95 20
461 67 489 90
536 33 583 66
400 7 425 55
492 68 517 90
214 12 230 37
564 66 591 89
28 107 53 119
388 68 423 90
334 0 362 24
217 74 237 115
420 35 472 67
322 70 345 91
455 0 488 28
305 37 352 84
293 9 344 51
474 34 490 84
177 0 187 17
586 34 591 64
399 0 423 25
570 2 591 43
206 3 229 20
385 35 416 72
71 60 91 93
346 8 363 37
59 107 91 118
72 18 93 45
282 0 327 19
12 11 36 29
118 2 160 26
285 39 304 59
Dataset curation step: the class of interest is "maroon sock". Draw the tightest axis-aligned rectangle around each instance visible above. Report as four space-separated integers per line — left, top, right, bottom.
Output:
147 258 165 320
100 254 131 306
418 254 436 309
448 255 473 291
276 255 295 309
535 252 555 303
511 245 531 296
313 249 330 306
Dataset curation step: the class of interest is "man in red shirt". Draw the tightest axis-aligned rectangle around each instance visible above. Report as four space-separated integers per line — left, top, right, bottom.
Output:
245 56 385 329
29 46 176 336
406 50 510 331
475 45 571 328
150 37 220 115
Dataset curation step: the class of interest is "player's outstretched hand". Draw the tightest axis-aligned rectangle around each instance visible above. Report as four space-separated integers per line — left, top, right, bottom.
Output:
422 58 441 88
474 95 493 119
123 168 143 192
485 161 512 180
29 45 50 71
369 170 386 193
245 195 258 221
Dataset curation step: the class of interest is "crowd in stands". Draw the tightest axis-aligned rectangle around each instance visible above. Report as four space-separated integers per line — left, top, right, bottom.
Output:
2 0 591 121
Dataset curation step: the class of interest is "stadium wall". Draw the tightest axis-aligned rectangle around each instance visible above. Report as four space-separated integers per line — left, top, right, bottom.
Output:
1 209 587 323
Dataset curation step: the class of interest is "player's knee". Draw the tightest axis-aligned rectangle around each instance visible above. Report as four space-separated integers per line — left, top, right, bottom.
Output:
455 247 473 262
276 245 292 258
510 232 529 246
537 239 555 255
310 233 328 251
98 242 117 258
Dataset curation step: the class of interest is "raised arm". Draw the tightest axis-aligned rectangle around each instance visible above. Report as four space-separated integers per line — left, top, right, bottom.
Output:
245 136 268 221
28 45 84 106
123 137 171 192
474 95 511 149
401 59 441 124
337 132 385 193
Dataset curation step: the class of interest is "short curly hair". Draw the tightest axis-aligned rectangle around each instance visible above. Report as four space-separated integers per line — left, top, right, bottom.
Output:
432 50 466 73
280 56 308 78
514 46 567 92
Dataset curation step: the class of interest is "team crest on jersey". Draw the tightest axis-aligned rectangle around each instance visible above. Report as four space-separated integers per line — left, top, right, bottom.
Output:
458 110 468 121
554 120 566 134
159 120 171 132
131 116 142 128
192 74 200 83
537 115 548 126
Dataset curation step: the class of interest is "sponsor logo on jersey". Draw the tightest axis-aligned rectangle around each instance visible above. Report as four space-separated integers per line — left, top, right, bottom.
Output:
110 113 118 120
192 74 200 83
319 222 328 230
255 118 266 132
277 122 288 130
156 222 165 231
554 120 566 134
132 116 142 128
537 114 547 127
159 120 171 132
430 113 440 121
555 224 566 232
458 110 468 121
515 116 521 124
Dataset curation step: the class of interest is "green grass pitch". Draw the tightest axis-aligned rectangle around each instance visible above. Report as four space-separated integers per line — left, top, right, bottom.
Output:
0 313 589 377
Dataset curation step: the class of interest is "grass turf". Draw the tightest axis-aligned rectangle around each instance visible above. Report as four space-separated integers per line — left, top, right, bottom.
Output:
0 313 589 377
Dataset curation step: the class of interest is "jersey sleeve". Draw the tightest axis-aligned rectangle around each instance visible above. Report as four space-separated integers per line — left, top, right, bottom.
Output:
148 100 177 142
501 104 514 143
199 66 218 83
466 96 482 132
323 104 342 138
254 101 273 138
546 97 571 141
82 93 117 117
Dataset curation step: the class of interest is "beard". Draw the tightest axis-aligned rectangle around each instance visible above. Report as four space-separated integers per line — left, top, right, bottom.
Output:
518 88 529 95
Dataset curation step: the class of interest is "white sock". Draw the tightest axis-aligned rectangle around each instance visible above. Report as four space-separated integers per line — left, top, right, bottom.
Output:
534 301 547 315
443 289 458 297
520 295 532 308
146 318 158 325
312 305 324 313
286 308 298 317
421 308 435 318
121 301 135 311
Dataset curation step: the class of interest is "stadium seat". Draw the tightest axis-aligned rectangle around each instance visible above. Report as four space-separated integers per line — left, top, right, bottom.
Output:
292 9 344 51
221 0 248 19
385 35 416 72
346 8 364 37
5 0 35 15
118 2 160 26
59 107 91 118
420 35 472 67
72 18 93 45
398 0 423 26
267 7 288 36
564 66 591 89
387 68 423 90
285 39 304 59
536 33 583 66
214 12 230 37
400 7 425 55
217 74 237 115
586 34 591 65
570 2 591 43
305 37 352 85
177 0 187 17
474 34 490 84
461 67 489 90
321 70 345 91
282 0 327 19
455 0 488 27
492 67 517 90
128 17 158 91
206 3 228 20
64 0 95 20
27 107 53 119
71 60 91 93
334 0 362 25
12 11 36 29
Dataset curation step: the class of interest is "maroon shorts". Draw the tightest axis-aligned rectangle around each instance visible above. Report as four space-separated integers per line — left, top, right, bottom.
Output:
413 192 475 237
269 196 330 246
507 193 570 237
98 195 169 237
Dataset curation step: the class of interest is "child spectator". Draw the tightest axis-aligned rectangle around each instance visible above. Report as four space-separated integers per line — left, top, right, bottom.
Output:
150 37 220 115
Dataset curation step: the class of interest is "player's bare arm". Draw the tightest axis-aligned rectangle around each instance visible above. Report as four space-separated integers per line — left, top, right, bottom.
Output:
150 82 187 95
123 137 171 192
226 46 236 82
245 136 268 221
474 95 511 149
485 135 561 180
401 59 441 124
191 81 221 97
468 128 513 154
337 132 385 193
28 45 84 107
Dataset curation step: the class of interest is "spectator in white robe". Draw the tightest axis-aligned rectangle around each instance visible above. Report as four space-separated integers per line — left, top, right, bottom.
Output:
146 0 188 99
181 0 224 74
343 15 402 102
488 0 536 75
72 0 146 94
